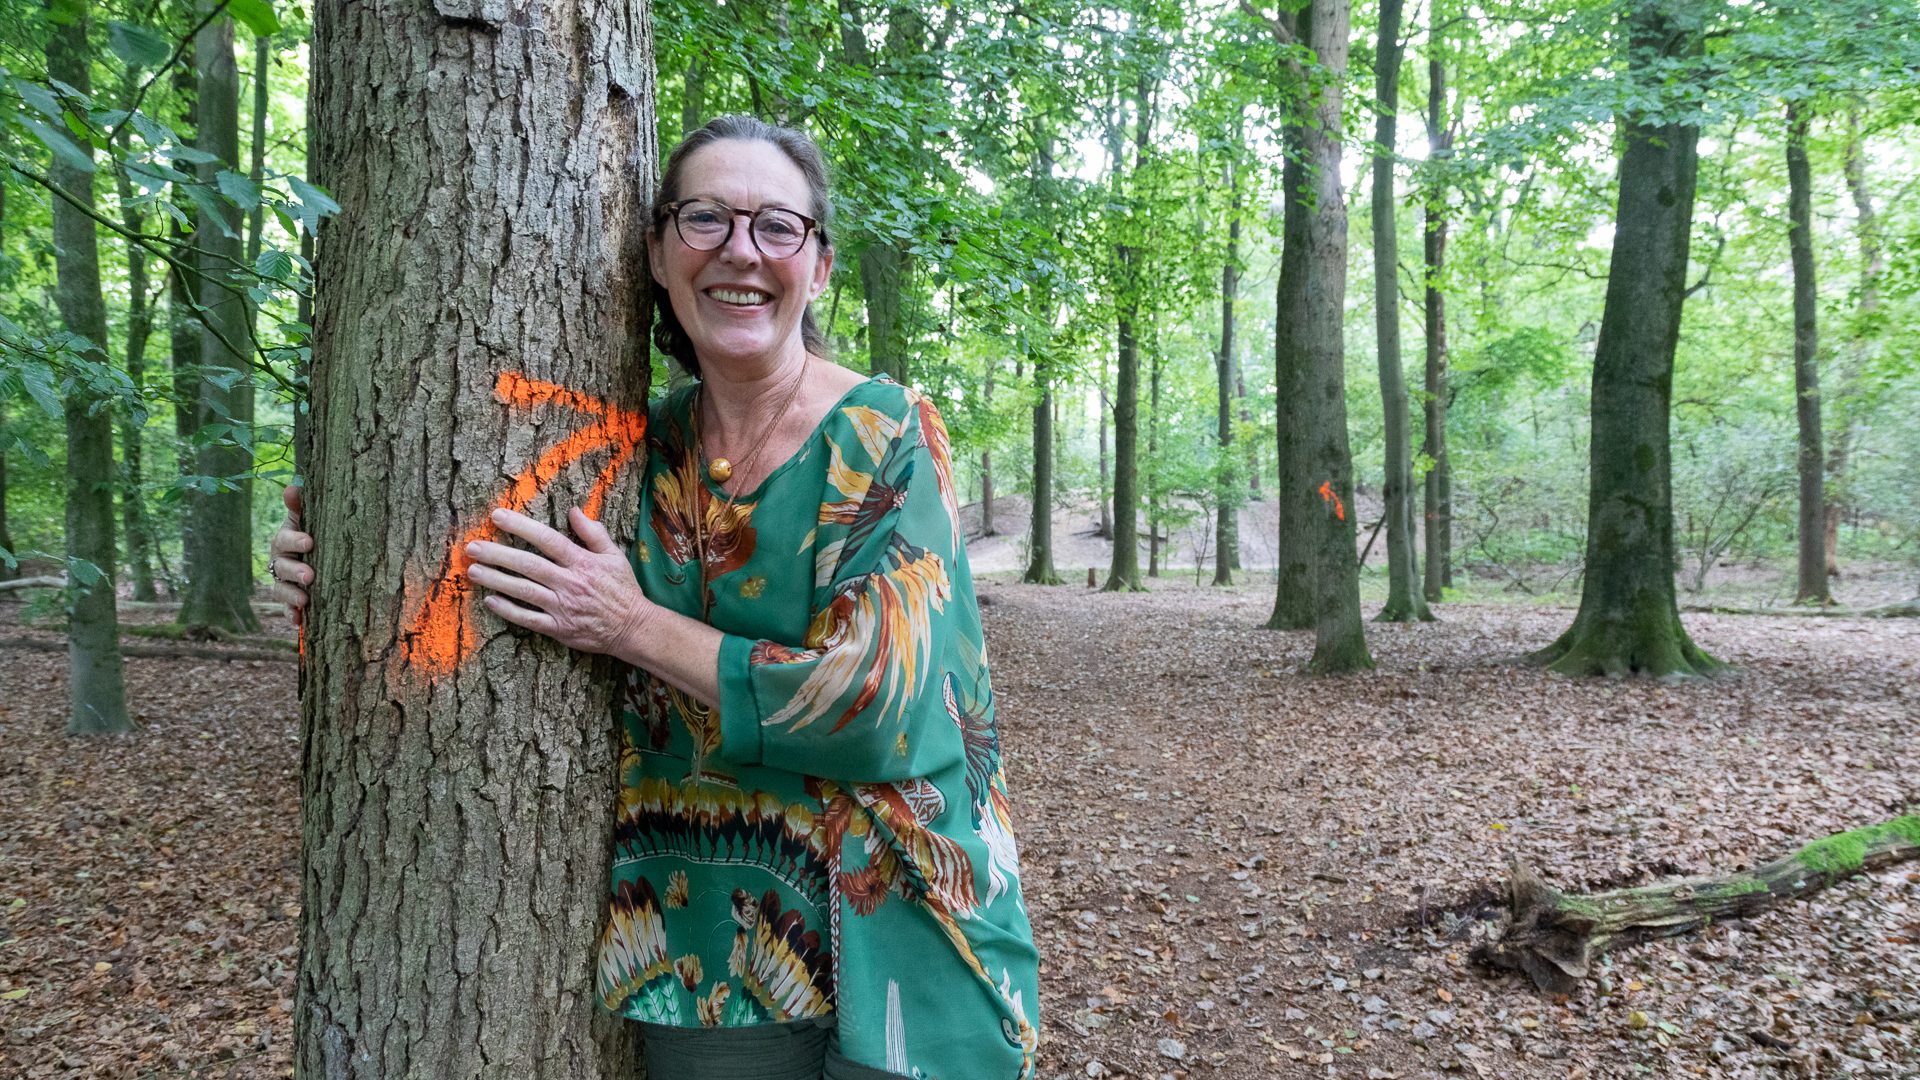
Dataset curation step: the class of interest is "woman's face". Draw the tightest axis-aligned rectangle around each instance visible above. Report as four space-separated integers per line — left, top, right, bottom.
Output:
649 138 833 376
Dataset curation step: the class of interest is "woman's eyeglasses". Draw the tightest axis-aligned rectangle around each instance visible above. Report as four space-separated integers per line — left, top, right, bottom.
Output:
661 199 818 260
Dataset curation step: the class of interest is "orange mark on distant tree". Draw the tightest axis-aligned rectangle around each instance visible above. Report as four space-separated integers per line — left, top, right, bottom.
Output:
400 373 647 677
1317 480 1346 522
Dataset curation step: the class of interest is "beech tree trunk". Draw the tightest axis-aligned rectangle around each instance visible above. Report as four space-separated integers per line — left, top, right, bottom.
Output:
1023 373 1062 584
1097 352 1112 540
1370 0 1431 624
1147 340 1162 578
1215 149 1240 587
299 2 655 1076
1266 1 1371 672
1786 102 1828 606
113 113 160 603
1106 74 1152 593
838 0 919 381
1478 816 1920 994
47 3 132 735
1421 30 1452 603
1529 2 1718 678
1827 109 1883 579
1 178 14 582
181 12 260 633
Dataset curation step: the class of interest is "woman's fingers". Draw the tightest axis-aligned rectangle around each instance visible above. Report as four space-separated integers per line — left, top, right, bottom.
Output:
484 593 556 635
282 482 304 520
489 507 577 564
466 562 557 610
464 539 561 586
272 579 308 610
569 507 618 554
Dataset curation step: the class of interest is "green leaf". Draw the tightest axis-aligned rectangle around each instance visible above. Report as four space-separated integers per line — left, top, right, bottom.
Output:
108 21 173 69
226 0 281 37
17 116 94 173
129 111 175 148
164 144 221 166
287 176 341 234
254 248 294 280
13 78 64 120
66 556 104 587
216 169 262 209
20 364 62 418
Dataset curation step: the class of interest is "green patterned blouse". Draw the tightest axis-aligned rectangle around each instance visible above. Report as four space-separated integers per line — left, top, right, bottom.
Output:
594 375 1041 1079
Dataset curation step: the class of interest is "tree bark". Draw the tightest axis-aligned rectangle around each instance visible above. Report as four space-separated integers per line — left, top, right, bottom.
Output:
1022 142 1062 586
1370 0 1431 623
1529 2 1719 677
1477 816 1920 994
1786 102 1828 606
0 174 14 582
298 1 655 1076
181 11 260 634
839 0 918 381
1105 74 1152 593
980 364 996 536
1266 1 1371 672
47 3 132 734
1097 352 1112 540
1421 26 1452 603
113 102 161 603
1147 337 1162 578
1827 108 1883 579
1214 146 1240 586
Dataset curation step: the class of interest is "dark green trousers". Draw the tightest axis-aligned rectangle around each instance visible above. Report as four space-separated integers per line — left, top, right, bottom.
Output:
639 1019 905 1080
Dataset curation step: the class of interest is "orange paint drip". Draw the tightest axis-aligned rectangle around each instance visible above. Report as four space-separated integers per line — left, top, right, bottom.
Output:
399 373 647 677
1317 480 1347 522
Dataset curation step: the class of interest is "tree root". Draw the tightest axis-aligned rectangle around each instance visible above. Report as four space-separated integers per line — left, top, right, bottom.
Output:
1474 815 1920 993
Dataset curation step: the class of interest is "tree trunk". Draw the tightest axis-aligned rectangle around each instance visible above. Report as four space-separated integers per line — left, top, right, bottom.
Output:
839 0 917 382
1370 0 1431 624
1421 29 1452 603
1529 2 1719 677
1214 148 1240 587
682 53 704 136
1477 816 1920 994
1786 102 1828 606
299 1 655 1076
1146 338 1162 578
1105 304 1142 591
181 11 260 634
1827 108 1883 579
0 173 14 582
47 3 132 735
1023 373 1062 584
1096 352 1112 540
113 107 161 603
980 364 995 536
1266 1 1371 672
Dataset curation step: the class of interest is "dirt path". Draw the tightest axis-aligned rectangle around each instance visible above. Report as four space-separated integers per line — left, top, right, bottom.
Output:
2 586 1915 1078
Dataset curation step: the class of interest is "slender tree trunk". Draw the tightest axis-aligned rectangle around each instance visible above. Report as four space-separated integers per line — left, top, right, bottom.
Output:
1371 0 1431 623
48 4 132 734
248 29 269 274
1215 148 1240 586
1421 32 1452 603
980 365 996 536
182 11 260 633
1786 102 1828 605
1096 353 1112 540
299 1 656 1075
1530 2 1719 677
1828 109 1883 579
839 0 916 381
1023 371 1061 584
114 147 160 602
1 165 15 581
1105 76 1152 593
682 54 704 136
1147 339 1162 578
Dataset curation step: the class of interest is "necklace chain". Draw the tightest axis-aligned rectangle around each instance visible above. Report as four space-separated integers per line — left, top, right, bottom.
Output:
690 357 810 621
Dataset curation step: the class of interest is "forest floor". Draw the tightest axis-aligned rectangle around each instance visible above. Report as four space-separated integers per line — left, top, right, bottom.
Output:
2 577 1917 1079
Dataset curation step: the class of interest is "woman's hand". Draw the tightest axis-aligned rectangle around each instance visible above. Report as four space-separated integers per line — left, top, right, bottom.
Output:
465 506 655 656
270 483 314 613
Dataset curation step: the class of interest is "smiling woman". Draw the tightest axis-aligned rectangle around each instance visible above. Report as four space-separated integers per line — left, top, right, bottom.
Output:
271 114 1040 1080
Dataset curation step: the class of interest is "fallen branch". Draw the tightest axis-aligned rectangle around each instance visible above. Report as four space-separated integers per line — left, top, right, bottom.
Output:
1474 815 1920 993
0 575 66 593
1682 601 1920 618
0 636 296 663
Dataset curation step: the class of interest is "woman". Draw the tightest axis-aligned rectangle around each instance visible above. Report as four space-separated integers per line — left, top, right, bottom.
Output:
271 115 1040 1080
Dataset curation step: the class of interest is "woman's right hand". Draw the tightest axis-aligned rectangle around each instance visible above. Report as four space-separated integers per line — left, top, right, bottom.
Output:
270 483 314 613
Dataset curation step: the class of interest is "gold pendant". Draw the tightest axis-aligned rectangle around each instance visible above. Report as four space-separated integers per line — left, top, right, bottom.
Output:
708 458 733 483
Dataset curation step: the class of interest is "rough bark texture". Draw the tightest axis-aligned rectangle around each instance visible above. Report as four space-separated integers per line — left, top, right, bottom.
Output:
1214 154 1240 587
1266 1 1371 672
299 2 655 1076
1477 816 1920 994
1369 0 1431 624
1105 304 1143 591
1421 36 1452 603
181 13 260 634
1023 377 1062 584
48 5 132 735
1528 3 1718 678
113 117 160 602
1786 102 1827 606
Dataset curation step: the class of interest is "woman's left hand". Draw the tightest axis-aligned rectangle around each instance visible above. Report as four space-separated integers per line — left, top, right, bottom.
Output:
465 506 654 656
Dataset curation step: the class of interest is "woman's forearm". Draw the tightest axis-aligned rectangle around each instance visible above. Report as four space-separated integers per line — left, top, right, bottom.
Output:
613 603 724 709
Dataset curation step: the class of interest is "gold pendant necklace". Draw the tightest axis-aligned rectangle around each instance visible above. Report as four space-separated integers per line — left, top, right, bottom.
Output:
691 357 811 620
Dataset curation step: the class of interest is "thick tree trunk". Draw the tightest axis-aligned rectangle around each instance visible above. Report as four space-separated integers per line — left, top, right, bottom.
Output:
1786 102 1828 606
1215 152 1240 587
839 0 917 382
1421 35 1452 603
1477 816 1920 994
48 4 132 735
181 12 260 633
1370 0 1431 624
1529 2 1719 677
1023 374 1062 584
1827 109 1883 579
1267 1 1371 671
299 2 655 1076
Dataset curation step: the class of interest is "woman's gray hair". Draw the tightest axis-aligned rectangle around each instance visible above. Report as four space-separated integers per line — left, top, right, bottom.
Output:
650 115 834 381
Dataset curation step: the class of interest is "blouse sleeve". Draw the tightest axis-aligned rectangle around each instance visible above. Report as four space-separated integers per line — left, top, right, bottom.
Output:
715 395 967 784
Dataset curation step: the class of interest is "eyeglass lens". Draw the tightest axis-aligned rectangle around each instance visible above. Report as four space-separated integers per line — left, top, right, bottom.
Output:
676 201 809 258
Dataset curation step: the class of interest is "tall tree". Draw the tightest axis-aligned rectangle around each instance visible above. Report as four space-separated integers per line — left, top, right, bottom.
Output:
0 172 13 583
299 1 655 1075
1255 0 1372 671
112 86 160 602
1104 68 1153 593
836 0 923 380
1213 136 1241 587
1022 139 1063 585
1785 100 1828 605
1420 10 1453 603
1369 0 1432 622
47 2 132 734
180 10 259 633
1827 105 1883 578
1530 1 1721 677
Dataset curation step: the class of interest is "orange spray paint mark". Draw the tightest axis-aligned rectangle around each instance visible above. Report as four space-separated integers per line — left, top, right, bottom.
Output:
1317 480 1347 522
399 372 647 678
